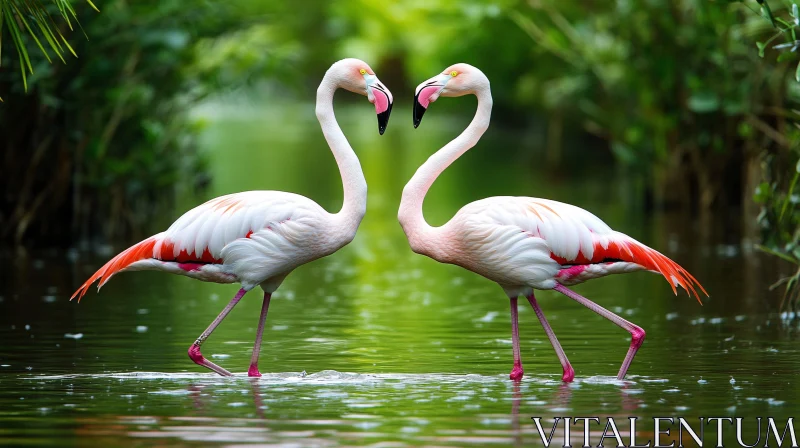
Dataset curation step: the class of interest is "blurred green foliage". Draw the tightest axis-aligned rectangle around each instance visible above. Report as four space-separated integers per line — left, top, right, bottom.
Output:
748 0 800 309
0 0 98 100
2 0 800 278
0 0 299 244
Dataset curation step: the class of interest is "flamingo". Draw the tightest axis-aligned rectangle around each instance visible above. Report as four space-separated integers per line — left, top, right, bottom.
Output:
71 58 394 377
398 64 706 382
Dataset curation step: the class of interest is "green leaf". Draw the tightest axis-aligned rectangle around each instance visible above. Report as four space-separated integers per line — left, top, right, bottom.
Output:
83 0 100 12
0 0 97 92
796 60 800 82
30 8 66 63
0 5 4 61
757 41 767 57
757 245 800 264
610 141 637 165
796 159 800 173
9 3 51 63
688 92 720 113
781 171 800 222
778 51 795 62
762 0 777 27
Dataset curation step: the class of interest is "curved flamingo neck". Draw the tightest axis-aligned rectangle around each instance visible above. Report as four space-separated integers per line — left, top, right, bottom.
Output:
316 72 368 232
398 85 493 255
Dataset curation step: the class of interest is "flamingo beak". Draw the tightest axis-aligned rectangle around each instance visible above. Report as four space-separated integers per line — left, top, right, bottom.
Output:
412 91 428 129
377 101 393 135
365 74 393 135
413 74 452 128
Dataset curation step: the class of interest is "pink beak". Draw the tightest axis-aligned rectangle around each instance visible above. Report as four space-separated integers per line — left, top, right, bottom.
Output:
365 76 393 135
413 74 451 128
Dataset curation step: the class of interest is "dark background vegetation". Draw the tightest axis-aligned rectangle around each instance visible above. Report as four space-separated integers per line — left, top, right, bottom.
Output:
2 0 800 305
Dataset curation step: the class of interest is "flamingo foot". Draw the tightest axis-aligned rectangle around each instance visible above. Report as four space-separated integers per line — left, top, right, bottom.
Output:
188 343 233 377
509 363 524 381
562 364 575 383
247 365 262 377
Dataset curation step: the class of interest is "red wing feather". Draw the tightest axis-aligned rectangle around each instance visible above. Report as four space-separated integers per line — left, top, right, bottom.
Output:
156 240 222 264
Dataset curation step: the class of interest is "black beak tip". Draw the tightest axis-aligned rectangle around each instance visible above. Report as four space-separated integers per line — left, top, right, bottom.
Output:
377 101 393 136
413 94 427 129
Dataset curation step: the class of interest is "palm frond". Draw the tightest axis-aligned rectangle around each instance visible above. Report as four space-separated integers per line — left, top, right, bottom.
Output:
0 0 98 99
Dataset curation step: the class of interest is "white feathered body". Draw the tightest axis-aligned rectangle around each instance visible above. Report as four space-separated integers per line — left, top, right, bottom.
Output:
73 190 359 300
421 196 702 299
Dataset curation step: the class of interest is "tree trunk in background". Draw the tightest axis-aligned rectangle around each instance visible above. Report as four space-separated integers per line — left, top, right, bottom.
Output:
741 143 762 244
545 111 563 168
0 95 75 247
654 147 692 213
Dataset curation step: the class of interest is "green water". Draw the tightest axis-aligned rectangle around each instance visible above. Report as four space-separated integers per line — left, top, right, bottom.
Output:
1 95 799 446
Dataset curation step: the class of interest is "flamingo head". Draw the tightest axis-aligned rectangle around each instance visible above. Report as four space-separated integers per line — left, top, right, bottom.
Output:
330 58 394 135
413 63 488 128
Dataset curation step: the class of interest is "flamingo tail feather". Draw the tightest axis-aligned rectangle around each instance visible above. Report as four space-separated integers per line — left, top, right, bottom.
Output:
617 239 708 304
70 237 158 302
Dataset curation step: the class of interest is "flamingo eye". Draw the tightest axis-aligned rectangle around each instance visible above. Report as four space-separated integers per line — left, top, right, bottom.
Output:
360 69 367 75
450 71 458 77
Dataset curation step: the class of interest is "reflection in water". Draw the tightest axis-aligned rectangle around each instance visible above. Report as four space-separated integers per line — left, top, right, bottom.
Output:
551 383 573 411
250 379 266 420
621 383 643 412
511 382 521 446
0 101 797 445
188 384 205 413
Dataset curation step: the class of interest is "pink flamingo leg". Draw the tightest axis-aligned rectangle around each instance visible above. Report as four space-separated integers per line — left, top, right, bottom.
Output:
188 287 248 377
526 293 575 382
248 292 272 377
509 296 524 381
553 284 645 380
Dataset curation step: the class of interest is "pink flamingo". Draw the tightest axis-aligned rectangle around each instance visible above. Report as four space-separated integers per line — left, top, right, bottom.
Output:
399 64 706 382
72 59 393 377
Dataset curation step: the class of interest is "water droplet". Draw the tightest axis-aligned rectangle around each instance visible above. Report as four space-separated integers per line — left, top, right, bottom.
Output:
477 312 498 322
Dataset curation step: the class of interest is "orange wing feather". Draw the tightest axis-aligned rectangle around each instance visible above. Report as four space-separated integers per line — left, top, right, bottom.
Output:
551 238 708 304
71 237 158 302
